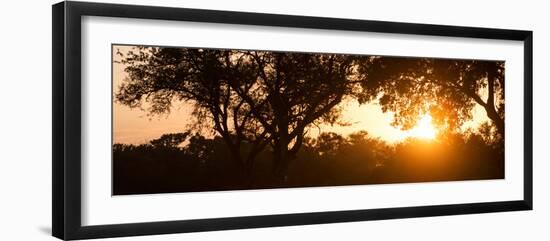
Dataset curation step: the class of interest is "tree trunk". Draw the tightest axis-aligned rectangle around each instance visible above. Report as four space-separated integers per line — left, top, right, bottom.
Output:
485 106 504 137
485 68 505 138
272 138 291 185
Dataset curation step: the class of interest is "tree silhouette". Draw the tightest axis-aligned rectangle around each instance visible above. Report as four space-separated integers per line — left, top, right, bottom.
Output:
356 57 504 137
116 47 366 181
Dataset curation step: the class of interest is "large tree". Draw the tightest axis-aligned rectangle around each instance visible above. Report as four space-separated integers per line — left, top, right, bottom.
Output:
116 47 366 181
356 57 505 137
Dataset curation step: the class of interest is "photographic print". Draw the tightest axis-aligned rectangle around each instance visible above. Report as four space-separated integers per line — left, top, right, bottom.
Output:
112 44 505 195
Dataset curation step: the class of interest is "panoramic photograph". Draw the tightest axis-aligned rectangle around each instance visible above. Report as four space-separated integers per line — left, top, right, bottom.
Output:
112 45 505 195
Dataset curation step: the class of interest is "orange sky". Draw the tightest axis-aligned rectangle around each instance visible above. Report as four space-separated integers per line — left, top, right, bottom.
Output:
112 46 488 144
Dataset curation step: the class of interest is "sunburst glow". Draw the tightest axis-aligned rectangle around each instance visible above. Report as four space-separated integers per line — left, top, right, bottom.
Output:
406 114 437 140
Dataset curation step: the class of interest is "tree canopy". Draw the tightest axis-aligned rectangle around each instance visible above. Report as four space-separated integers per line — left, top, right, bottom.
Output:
116 47 368 180
356 57 504 138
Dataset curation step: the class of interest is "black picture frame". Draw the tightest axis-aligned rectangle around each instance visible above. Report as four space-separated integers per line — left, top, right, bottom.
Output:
52 1 533 240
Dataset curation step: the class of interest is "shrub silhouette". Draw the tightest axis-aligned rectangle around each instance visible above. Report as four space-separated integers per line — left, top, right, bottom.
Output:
113 130 503 195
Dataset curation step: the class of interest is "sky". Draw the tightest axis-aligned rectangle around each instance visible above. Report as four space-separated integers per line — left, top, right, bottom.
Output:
112 46 489 145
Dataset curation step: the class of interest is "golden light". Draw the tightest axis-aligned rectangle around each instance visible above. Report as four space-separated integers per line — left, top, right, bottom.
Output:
405 114 437 140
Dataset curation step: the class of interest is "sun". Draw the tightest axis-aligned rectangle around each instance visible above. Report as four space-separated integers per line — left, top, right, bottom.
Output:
406 114 437 140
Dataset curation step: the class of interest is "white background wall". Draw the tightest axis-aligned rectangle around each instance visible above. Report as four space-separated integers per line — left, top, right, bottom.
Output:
0 0 547 240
